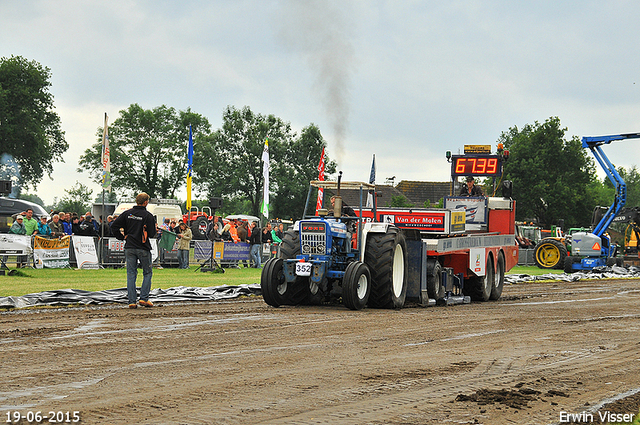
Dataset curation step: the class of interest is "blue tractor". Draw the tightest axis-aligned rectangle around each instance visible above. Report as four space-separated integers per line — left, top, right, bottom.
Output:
564 133 639 272
260 174 409 310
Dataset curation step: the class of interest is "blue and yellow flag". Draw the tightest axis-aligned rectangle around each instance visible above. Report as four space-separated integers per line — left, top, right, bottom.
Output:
187 124 193 211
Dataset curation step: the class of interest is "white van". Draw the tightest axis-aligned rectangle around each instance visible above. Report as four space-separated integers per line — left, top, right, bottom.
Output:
113 199 183 225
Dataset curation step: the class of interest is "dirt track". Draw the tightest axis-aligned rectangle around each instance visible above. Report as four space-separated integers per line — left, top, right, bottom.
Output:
2 278 640 425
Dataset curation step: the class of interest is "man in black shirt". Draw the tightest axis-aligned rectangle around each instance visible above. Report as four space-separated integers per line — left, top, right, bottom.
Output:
459 176 484 196
111 192 157 309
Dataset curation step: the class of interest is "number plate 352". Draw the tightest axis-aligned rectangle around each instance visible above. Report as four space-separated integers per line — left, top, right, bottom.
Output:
295 261 312 276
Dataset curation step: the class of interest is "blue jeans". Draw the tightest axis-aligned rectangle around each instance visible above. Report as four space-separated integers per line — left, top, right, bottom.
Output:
125 248 153 304
250 244 262 268
178 249 189 269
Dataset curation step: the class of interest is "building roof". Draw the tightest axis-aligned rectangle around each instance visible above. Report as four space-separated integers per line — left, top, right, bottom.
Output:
325 180 455 209
325 184 411 209
395 181 452 207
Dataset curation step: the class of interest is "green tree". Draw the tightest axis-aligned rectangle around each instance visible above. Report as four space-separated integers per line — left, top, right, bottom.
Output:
500 117 597 228
618 166 640 208
55 181 93 215
78 104 211 199
93 191 119 204
388 195 414 208
19 193 45 208
193 106 336 221
0 56 67 190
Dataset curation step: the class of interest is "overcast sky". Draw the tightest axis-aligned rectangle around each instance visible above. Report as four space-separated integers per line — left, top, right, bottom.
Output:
3 0 640 206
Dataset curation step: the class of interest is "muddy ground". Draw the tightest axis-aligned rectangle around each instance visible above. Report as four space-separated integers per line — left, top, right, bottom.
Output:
2 278 640 425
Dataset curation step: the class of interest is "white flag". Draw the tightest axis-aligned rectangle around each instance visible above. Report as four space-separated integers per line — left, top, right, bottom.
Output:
261 139 269 218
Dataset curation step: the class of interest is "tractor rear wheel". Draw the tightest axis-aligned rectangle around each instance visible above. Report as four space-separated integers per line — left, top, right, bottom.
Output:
534 238 567 269
190 216 208 240
490 252 505 300
464 255 494 302
365 226 408 309
342 261 371 310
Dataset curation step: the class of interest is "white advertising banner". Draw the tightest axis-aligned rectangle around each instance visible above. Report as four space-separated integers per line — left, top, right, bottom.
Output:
33 236 70 269
151 239 159 263
0 234 31 255
444 196 488 224
71 235 99 269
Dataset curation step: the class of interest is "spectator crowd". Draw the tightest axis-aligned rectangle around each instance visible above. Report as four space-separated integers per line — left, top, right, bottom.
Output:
7 208 289 270
9 209 110 238
203 216 287 269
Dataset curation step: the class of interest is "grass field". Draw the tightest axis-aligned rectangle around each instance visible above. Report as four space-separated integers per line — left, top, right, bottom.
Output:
0 266 263 297
508 265 563 276
0 263 556 298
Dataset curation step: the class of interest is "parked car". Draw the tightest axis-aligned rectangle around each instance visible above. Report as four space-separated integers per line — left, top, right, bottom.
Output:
0 197 49 233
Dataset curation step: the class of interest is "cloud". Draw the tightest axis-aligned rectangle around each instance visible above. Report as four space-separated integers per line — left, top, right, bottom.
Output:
4 0 640 205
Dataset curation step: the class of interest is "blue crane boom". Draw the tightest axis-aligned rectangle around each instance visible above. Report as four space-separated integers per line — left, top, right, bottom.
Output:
581 133 640 237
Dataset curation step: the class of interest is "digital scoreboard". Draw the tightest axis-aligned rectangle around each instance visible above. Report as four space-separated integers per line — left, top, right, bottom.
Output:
451 155 502 177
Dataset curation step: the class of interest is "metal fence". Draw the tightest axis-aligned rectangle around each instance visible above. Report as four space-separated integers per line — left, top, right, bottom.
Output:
517 248 536 266
0 235 281 269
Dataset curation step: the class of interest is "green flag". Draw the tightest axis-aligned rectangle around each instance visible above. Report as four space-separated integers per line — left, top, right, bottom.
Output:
158 229 178 251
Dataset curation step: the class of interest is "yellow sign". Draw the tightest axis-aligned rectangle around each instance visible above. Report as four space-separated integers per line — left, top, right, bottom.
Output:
33 235 70 249
463 145 492 154
213 241 224 259
451 211 465 225
450 211 466 232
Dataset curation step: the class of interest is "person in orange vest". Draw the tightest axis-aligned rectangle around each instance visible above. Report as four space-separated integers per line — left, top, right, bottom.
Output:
229 220 240 243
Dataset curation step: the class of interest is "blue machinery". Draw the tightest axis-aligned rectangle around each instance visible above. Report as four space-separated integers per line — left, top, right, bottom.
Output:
567 132 640 271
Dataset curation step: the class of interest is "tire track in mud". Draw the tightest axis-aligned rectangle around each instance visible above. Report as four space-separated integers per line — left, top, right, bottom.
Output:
240 317 640 425
1 309 357 425
4 279 640 424
92 329 640 424
249 343 640 425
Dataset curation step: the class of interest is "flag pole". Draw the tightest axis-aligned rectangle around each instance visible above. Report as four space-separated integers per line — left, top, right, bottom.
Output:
187 124 193 214
100 112 109 268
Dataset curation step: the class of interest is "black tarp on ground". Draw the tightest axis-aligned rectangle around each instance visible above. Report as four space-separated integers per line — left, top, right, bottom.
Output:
505 265 640 284
0 284 262 309
1 266 639 310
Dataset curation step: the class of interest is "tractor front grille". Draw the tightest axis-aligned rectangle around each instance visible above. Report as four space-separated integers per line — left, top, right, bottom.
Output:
300 223 327 255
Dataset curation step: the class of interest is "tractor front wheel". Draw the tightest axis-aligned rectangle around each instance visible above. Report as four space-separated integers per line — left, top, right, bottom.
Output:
564 255 580 273
342 261 371 310
261 258 288 307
